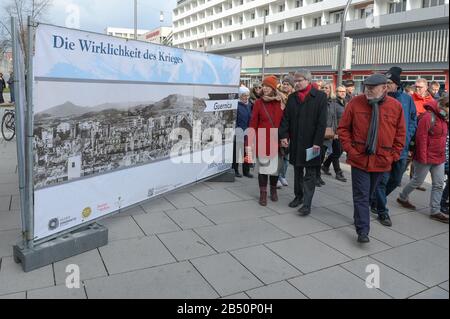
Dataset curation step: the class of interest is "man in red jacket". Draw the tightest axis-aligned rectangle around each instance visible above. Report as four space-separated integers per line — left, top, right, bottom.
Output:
338 74 406 243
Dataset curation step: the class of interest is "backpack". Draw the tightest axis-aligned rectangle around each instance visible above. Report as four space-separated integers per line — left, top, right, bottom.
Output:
409 111 436 154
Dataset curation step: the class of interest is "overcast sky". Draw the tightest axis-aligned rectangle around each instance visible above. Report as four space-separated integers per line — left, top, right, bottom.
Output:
2 0 177 33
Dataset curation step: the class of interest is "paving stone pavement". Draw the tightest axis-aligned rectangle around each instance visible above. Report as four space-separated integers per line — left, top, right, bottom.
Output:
0 141 448 299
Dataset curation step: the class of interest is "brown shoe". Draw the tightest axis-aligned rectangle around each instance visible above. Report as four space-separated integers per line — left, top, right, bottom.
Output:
396 198 416 210
270 186 278 202
430 213 449 224
259 188 267 206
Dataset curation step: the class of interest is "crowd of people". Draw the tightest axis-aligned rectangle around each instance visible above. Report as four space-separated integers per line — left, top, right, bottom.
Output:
233 67 449 243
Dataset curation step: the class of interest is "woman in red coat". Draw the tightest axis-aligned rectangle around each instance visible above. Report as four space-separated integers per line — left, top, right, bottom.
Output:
249 75 284 206
398 96 449 223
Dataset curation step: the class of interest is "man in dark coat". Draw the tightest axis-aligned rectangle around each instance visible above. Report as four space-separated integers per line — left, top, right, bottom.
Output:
279 69 328 216
0 73 6 104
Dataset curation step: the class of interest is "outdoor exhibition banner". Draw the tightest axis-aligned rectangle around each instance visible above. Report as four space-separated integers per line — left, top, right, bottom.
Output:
32 24 241 241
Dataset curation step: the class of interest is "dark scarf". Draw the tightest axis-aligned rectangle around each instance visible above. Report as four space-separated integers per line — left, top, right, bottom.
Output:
366 95 385 155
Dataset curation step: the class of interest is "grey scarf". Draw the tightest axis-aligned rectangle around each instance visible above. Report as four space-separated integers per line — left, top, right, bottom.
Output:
365 96 385 155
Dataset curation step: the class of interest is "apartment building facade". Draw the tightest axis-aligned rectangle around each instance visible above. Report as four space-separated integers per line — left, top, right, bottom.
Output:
173 0 449 91
105 27 150 40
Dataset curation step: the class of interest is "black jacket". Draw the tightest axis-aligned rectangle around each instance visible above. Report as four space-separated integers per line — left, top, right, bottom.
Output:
279 87 328 167
0 78 5 92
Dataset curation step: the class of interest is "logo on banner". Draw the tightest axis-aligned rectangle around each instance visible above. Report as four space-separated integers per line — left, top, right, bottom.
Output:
48 218 60 230
82 207 92 219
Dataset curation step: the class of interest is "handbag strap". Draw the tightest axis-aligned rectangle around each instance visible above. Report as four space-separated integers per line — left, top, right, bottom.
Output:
261 102 276 128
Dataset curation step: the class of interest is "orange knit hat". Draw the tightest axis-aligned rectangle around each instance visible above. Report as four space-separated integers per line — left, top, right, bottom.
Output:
262 75 279 91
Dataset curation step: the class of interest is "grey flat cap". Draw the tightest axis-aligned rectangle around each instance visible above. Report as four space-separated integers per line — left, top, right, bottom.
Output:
363 74 388 86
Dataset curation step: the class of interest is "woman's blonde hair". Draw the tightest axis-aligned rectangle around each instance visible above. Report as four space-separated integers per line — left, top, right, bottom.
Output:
323 82 336 99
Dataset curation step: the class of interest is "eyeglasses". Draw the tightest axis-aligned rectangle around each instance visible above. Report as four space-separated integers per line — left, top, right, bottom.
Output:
337 90 346 93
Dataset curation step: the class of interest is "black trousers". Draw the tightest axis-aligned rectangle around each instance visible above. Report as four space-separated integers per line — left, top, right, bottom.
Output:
232 136 250 175
323 139 344 174
294 166 317 208
316 146 328 178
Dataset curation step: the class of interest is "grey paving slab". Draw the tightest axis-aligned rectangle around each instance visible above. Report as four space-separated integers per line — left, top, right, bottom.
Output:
390 213 449 240
311 227 391 259
85 261 219 299
0 257 54 296
246 281 308 299
53 249 108 285
196 200 276 225
439 281 449 291
27 285 87 299
0 183 18 196
0 292 26 299
289 266 391 299
425 232 449 250
226 185 260 201
266 236 350 274
0 210 21 231
311 191 346 208
0 174 19 185
0 195 10 212
98 215 145 241
190 253 263 297
133 211 181 235
165 192 205 209
263 213 331 237
324 202 355 220
230 245 302 284
195 219 291 252
221 293 250 299
409 287 449 299
368 223 416 247
319 186 354 202
140 197 176 213
372 240 449 287
341 257 427 299
204 181 244 190
165 208 214 229
158 230 216 261
309 207 354 228
9 195 20 211
99 236 176 275
112 205 146 218
191 189 243 205
0 229 20 257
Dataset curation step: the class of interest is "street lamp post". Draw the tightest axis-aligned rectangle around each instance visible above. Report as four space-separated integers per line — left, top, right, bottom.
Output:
261 14 267 79
337 0 352 86
134 0 138 40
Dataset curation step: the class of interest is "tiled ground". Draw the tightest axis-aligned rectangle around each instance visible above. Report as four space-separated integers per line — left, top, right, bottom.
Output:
0 140 448 299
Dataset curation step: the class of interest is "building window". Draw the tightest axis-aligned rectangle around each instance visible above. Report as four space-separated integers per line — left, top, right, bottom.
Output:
279 4 285 12
331 10 344 24
228 35 232 42
265 27 269 36
295 20 303 30
250 30 255 38
264 8 269 16
389 0 407 13
313 0 323 2
239 32 243 40
296 0 303 8
278 24 284 33
313 17 321 27
239 16 243 24
423 0 445 7
251 12 255 19
240 0 244 5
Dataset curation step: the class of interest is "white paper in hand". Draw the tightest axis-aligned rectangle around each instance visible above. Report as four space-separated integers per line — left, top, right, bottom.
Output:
306 147 320 162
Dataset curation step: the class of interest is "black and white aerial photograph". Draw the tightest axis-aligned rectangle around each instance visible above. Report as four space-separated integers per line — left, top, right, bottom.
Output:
33 81 237 189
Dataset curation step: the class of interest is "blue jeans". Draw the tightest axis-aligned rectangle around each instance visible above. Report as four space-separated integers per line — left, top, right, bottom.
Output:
279 156 289 179
352 167 384 236
372 158 407 217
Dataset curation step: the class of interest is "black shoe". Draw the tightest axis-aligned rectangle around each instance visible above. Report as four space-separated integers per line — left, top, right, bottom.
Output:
298 206 311 216
370 206 378 215
315 180 322 187
321 165 332 176
289 197 303 208
243 173 254 178
335 172 347 182
378 215 392 227
357 234 370 243
319 178 326 186
234 171 243 178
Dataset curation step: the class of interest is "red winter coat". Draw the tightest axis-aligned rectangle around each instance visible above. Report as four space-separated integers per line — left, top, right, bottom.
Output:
338 94 406 172
249 98 284 158
414 99 448 165
412 92 434 116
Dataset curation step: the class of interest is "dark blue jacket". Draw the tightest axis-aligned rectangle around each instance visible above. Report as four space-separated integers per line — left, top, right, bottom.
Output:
236 101 253 131
391 88 417 160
